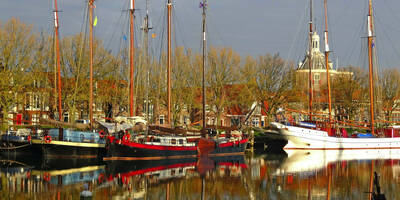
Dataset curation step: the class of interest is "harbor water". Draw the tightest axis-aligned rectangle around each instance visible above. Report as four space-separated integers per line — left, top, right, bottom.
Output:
0 149 399 199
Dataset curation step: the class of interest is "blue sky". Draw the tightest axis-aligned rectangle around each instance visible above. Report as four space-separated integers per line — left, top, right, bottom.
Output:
2 0 400 68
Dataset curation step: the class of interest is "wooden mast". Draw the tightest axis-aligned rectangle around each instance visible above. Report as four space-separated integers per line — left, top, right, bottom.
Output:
167 0 172 125
89 0 94 128
54 0 62 122
324 0 332 133
308 0 313 120
201 0 207 130
367 0 375 135
129 0 135 117
368 1 376 196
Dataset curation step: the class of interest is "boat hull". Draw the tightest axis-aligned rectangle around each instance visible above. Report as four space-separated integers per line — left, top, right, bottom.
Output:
107 142 198 160
104 138 248 160
32 139 106 159
0 138 40 156
271 122 400 150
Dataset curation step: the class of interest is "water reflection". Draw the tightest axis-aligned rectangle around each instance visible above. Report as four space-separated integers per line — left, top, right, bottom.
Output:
0 150 400 199
0 157 105 199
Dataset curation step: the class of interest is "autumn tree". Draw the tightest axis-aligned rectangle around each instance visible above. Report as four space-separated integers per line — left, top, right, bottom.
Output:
0 18 38 129
331 66 368 120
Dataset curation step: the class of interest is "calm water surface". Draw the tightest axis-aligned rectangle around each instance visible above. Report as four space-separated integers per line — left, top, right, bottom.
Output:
1 149 399 199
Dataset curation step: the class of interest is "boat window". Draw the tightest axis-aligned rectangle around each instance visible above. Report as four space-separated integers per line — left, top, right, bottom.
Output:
179 139 183 144
171 139 176 144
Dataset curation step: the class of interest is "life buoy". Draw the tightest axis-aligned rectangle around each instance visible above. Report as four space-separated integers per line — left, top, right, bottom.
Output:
27 135 31 142
98 173 104 183
107 136 115 144
44 135 51 144
122 176 129 184
99 130 106 138
43 173 51 181
122 134 131 143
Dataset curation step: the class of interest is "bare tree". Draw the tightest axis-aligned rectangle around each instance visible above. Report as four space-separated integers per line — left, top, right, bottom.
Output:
207 47 240 126
246 53 293 123
380 68 400 121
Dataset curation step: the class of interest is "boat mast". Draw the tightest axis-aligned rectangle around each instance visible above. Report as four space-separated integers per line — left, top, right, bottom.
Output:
54 0 62 122
201 0 207 130
129 0 135 117
367 0 375 135
89 0 94 128
143 0 152 123
167 0 172 125
324 0 332 133
308 0 313 120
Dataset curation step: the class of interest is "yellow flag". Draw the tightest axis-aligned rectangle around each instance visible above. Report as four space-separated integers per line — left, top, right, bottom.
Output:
93 16 98 26
151 33 156 38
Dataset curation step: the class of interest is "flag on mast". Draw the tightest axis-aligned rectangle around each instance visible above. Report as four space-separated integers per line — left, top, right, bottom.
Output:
93 16 98 26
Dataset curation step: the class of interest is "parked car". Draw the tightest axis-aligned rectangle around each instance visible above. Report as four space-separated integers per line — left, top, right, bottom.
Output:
75 119 90 124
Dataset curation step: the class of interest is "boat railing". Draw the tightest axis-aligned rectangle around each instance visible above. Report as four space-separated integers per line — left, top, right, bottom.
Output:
46 129 106 144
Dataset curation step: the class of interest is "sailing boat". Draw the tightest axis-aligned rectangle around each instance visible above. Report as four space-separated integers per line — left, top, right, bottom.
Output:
270 0 400 150
30 0 106 158
104 0 248 160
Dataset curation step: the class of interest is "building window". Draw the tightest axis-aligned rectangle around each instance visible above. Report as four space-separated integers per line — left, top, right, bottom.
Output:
63 113 69 122
33 94 40 109
32 114 38 125
314 73 320 81
314 73 320 86
25 93 31 109
252 118 259 127
159 115 164 125
231 118 240 126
